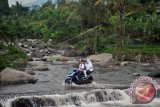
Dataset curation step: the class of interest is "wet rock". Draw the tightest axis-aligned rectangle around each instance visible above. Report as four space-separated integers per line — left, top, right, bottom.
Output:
120 61 129 66
148 69 160 78
33 58 47 61
17 39 58 58
47 39 52 46
86 53 113 65
132 73 140 76
32 65 49 71
134 54 141 62
153 54 159 63
44 55 74 62
56 57 69 62
12 98 34 107
0 67 38 85
25 70 36 75
28 58 33 61
0 103 2 107
43 56 53 62
134 54 160 63
23 49 30 54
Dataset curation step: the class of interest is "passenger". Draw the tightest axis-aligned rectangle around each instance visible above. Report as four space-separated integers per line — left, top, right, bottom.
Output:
84 59 94 78
78 59 85 72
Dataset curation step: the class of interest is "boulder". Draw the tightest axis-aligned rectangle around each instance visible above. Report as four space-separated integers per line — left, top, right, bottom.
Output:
0 67 38 85
86 53 113 64
62 49 77 57
32 65 49 71
120 61 129 66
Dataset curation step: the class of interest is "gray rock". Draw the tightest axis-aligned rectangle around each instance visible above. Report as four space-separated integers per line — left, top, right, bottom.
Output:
23 49 30 54
0 67 38 85
63 49 77 57
120 61 129 66
134 54 141 62
32 65 49 71
153 54 159 63
86 53 113 65
25 71 36 75
132 73 140 76
19 38 26 42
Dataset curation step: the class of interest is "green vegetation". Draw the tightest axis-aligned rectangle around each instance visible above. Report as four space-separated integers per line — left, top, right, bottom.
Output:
0 0 160 70
0 43 28 71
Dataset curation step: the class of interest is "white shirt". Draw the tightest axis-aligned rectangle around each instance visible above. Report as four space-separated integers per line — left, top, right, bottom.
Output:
78 63 85 71
85 60 94 71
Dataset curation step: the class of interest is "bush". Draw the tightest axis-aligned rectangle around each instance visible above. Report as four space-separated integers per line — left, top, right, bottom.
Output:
0 44 28 71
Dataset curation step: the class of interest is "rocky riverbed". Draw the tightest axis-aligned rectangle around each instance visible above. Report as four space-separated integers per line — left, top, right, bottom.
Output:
0 39 160 107
1 57 160 107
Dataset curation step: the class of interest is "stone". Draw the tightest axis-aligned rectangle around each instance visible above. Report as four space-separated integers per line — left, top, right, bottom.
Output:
134 54 141 62
32 65 49 71
47 39 52 46
0 67 38 85
152 54 159 63
56 57 69 62
86 53 113 65
132 73 140 76
120 61 129 66
25 71 36 75
62 49 77 57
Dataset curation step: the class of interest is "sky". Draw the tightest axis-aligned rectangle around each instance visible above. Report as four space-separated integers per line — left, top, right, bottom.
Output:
8 0 36 7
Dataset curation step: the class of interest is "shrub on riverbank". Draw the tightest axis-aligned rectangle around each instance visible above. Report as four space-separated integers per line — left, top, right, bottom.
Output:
0 43 28 71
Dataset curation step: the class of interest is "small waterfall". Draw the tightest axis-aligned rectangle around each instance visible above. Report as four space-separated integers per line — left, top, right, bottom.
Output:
2 89 128 107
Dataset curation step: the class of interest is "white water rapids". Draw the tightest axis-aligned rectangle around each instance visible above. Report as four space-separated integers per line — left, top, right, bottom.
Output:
1 87 160 107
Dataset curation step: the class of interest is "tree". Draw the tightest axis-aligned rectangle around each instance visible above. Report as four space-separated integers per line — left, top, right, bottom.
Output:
10 1 29 15
0 0 10 15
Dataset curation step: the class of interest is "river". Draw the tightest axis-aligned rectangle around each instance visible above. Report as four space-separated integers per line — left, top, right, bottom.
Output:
0 59 160 107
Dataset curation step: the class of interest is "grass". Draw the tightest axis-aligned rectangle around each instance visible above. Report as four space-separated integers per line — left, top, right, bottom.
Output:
127 44 160 55
99 44 160 60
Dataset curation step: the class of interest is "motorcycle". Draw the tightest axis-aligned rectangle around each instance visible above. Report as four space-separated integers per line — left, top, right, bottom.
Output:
65 68 93 85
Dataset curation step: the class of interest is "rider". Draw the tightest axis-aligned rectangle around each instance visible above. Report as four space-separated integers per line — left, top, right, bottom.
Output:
84 59 94 78
78 59 85 72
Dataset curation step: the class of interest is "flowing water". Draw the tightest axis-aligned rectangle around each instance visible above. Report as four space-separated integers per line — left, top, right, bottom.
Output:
1 60 160 107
